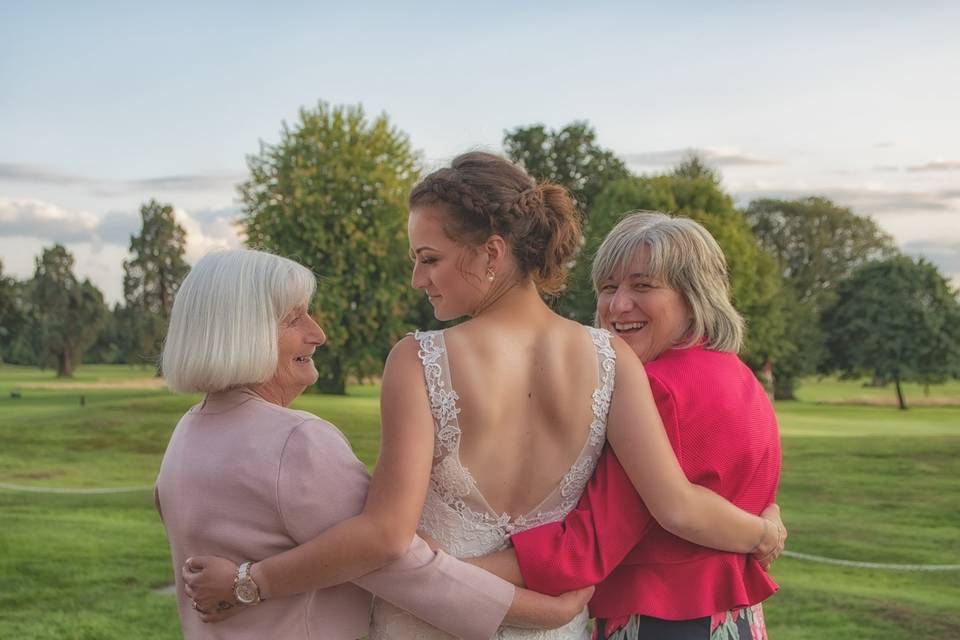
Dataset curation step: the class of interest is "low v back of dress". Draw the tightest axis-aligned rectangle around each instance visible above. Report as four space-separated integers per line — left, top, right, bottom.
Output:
370 326 616 640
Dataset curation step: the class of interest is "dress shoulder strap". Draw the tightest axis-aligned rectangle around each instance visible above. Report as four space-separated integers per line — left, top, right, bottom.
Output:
413 330 462 455
586 327 617 444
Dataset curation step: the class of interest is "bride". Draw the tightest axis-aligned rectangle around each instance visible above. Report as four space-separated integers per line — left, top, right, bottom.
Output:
183 152 782 638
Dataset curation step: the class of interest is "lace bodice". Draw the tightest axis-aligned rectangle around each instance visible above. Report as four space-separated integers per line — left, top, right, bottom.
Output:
370 326 617 640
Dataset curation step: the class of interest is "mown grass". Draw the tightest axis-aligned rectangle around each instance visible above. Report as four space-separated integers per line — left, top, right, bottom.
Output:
0 366 957 639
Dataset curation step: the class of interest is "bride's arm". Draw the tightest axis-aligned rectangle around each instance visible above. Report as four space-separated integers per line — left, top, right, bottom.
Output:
247 336 436 599
605 337 780 555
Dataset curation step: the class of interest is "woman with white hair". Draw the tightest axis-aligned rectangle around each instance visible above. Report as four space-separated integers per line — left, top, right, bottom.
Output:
476 212 783 640
155 248 593 640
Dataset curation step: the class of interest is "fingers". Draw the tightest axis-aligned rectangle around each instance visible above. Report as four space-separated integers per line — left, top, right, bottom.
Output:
576 586 595 608
200 611 228 624
193 598 242 624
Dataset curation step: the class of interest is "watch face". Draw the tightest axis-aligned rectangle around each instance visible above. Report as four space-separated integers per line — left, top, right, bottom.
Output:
236 581 258 604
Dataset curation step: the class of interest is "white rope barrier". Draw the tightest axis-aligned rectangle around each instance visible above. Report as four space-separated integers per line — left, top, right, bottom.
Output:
3 483 957 572
0 482 153 494
783 550 960 571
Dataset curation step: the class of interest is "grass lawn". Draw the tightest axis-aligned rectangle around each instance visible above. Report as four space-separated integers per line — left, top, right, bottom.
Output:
0 366 957 639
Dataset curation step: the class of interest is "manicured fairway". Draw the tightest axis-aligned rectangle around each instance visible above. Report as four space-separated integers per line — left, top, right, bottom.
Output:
0 366 957 639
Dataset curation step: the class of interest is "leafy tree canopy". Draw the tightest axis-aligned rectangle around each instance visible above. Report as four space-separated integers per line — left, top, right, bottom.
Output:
744 197 896 307
503 121 630 321
0 260 26 364
241 102 421 394
30 245 107 377
743 196 897 398
821 256 960 409
503 121 629 216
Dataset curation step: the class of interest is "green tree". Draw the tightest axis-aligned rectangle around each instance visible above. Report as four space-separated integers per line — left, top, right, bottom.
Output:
241 102 421 394
86 304 128 365
821 256 960 409
586 168 786 370
744 197 897 398
30 245 107 377
503 121 629 215
503 121 630 322
672 152 721 183
122 199 190 366
0 261 27 365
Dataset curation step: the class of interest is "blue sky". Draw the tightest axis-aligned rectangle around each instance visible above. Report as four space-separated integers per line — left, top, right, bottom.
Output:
2 1 958 303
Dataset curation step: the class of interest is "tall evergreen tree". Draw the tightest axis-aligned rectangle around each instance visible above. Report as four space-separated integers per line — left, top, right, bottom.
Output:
122 199 190 365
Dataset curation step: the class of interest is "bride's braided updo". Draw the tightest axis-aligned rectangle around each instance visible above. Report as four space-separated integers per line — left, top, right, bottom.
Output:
409 152 581 295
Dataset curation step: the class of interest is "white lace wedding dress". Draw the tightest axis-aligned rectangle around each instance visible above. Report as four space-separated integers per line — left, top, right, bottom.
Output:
369 327 617 640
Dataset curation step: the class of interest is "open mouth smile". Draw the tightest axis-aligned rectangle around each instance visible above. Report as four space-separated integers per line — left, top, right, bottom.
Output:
612 321 648 334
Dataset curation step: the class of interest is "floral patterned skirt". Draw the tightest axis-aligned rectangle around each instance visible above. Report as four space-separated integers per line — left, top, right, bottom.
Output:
596 604 767 640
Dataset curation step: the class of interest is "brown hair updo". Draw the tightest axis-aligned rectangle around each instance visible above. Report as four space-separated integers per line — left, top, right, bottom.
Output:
409 151 581 295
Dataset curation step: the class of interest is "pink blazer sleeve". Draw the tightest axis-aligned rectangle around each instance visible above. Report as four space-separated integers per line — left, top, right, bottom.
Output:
278 419 515 640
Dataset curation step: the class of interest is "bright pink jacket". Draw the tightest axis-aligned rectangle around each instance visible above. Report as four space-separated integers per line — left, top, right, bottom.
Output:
512 345 780 621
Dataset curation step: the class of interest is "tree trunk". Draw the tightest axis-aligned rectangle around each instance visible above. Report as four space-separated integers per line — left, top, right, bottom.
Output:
773 375 797 401
894 377 907 410
57 350 74 378
314 358 347 395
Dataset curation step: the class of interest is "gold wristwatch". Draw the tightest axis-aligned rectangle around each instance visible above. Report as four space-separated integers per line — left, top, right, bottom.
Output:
233 561 263 606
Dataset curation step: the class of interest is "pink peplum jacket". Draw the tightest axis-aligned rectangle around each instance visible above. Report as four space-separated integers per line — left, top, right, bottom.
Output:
512 345 781 623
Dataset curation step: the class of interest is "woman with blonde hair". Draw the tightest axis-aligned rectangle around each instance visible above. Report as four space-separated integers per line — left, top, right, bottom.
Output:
474 211 783 640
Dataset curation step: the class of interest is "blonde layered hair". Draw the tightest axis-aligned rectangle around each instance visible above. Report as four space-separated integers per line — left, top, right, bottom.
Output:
591 211 744 353
161 249 316 393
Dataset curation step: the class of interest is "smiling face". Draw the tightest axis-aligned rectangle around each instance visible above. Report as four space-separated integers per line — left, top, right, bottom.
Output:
408 204 489 321
596 249 692 363
265 304 326 403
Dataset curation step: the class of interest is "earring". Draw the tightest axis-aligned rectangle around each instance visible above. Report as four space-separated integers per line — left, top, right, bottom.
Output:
486 268 495 282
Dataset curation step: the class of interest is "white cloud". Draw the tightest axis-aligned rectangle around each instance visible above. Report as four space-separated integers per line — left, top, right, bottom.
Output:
907 161 960 172
623 147 781 168
0 199 243 304
0 197 100 242
172 206 243 263
0 162 244 195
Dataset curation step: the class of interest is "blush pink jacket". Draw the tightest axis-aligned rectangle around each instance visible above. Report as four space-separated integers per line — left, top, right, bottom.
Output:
156 388 515 640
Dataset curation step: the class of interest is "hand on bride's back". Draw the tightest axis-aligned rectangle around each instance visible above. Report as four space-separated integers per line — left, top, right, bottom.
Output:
544 586 595 628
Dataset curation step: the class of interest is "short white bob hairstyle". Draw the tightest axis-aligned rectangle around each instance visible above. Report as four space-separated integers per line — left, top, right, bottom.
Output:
161 249 316 394
591 211 744 353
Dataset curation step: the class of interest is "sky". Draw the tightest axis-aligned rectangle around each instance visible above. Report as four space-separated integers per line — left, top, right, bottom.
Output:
2 1 958 304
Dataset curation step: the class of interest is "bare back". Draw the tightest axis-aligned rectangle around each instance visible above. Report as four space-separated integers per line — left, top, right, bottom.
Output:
404 312 616 558
444 318 610 517
368 317 615 639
